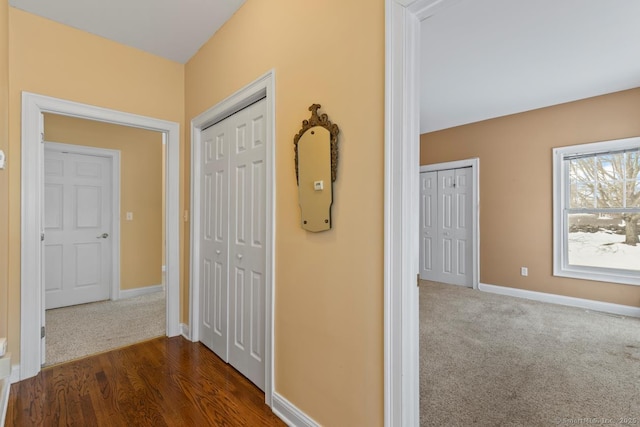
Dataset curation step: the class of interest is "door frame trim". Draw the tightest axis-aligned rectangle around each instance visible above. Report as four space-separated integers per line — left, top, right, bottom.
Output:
44 141 122 302
385 0 460 424
419 158 480 289
21 92 181 380
189 70 275 406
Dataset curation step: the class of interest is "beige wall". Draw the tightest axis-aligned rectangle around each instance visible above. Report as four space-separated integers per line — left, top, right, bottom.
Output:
6 8 184 359
185 0 384 424
3 3 386 424
0 0 8 339
44 114 163 291
421 87 640 308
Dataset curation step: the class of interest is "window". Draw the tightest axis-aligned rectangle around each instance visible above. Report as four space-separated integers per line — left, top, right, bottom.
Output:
553 137 640 286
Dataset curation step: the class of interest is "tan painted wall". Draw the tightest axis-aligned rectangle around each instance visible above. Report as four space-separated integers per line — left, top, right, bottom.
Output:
0 0 8 339
6 8 184 359
44 113 163 291
185 0 384 424
421 87 640 308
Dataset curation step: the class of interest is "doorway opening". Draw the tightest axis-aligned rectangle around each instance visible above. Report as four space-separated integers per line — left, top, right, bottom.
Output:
189 70 275 405
419 159 479 289
42 114 167 365
20 92 181 380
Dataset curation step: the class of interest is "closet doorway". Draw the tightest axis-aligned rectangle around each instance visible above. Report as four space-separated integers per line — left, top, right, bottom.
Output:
198 98 267 390
419 159 480 288
190 72 275 402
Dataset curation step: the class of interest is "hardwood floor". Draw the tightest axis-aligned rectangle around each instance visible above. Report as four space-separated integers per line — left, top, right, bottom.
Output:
6 337 285 426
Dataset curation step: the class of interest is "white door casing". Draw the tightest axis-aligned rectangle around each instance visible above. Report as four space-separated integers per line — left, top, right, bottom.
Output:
190 70 275 405
21 93 181 381
199 99 267 390
44 146 113 309
390 1 463 424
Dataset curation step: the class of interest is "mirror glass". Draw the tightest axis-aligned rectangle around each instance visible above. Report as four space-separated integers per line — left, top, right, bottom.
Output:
297 126 332 232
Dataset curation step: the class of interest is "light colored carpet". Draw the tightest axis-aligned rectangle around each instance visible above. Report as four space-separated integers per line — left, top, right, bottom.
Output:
420 280 640 426
45 290 165 366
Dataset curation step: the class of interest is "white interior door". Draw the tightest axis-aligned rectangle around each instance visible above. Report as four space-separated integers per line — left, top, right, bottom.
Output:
199 119 230 361
420 167 472 287
227 102 266 390
44 147 112 309
199 99 267 390
419 171 437 279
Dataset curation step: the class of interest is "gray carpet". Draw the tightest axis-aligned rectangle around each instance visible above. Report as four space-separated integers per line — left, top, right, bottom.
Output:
45 290 165 366
420 281 640 426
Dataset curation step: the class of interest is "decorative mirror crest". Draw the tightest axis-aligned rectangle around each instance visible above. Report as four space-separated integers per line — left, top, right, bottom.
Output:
294 104 340 184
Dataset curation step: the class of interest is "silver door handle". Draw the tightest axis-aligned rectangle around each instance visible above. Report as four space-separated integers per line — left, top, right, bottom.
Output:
97 233 109 239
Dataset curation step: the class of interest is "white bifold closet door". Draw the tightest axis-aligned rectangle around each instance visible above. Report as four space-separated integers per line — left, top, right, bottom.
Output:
199 98 267 390
420 167 472 287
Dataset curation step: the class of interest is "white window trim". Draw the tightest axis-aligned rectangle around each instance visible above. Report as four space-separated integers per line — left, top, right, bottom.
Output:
553 136 640 286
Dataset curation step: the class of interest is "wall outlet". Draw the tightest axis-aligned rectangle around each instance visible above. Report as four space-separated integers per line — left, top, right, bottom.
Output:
125 212 133 221
521 267 528 276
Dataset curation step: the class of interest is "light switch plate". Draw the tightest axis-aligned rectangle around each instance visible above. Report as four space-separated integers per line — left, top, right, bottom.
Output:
0 338 6 357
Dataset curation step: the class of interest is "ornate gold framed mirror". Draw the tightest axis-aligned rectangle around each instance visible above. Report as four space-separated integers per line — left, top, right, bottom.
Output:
293 104 340 232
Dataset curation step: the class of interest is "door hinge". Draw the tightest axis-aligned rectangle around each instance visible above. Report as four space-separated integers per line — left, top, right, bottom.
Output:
41 233 45 241
41 326 45 338
40 132 44 143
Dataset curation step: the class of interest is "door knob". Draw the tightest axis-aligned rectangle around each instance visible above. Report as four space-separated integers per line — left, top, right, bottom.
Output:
237 254 243 259
216 250 221 255
97 233 109 239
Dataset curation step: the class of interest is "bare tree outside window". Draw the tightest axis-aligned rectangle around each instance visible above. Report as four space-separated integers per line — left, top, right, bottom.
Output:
568 150 640 246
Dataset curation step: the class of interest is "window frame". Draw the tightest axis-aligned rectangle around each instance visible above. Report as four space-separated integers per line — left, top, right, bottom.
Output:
553 136 640 286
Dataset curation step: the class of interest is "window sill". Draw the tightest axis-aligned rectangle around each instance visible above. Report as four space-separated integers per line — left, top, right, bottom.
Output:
554 266 640 287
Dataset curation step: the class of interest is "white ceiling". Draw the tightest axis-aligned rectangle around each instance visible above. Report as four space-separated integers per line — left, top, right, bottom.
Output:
421 0 640 133
9 0 640 132
8 0 246 64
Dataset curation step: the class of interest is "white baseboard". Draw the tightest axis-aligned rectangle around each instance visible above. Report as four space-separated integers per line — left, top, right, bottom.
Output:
180 323 191 341
479 283 640 318
0 377 9 427
118 284 163 300
10 365 19 384
272 392 320 427
0 357 15 427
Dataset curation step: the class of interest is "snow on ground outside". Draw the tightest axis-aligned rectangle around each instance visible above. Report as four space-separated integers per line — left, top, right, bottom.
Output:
568 231 640 271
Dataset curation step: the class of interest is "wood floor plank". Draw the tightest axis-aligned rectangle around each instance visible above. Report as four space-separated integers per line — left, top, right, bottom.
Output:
7 337 285 426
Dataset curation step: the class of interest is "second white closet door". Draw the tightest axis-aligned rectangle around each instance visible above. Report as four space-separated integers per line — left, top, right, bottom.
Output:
199 99 266 390
419 167 472 287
